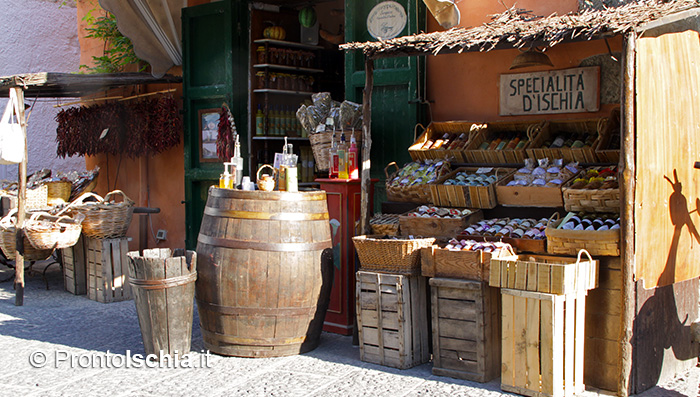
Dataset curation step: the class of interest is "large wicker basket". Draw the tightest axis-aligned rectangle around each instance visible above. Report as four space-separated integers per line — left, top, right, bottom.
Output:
309 130 362 172
463 121 545 164
46 181 72 206
352 234 435 275
62 190 135 239
24 212 83 250
562 167 620 213
0 210 53 261
545 213 620 256
2 184 49 210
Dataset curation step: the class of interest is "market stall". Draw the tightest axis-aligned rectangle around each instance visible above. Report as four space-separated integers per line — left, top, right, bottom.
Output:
341 1 700 395
0 72 181 305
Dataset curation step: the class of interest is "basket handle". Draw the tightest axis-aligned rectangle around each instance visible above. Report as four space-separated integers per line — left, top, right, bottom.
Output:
576 249 594 264
503 244 517 258
54 192 103 216
26 211 55 224
0 208 17 227
546 212 560 228
526 123 540 141
104 190 134 206
597 117 608 137
257 164 277 180
384 162 399 179
413 123 426 142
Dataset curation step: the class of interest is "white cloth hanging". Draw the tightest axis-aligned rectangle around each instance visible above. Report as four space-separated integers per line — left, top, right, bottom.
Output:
99 0 186 78
0 89 26 165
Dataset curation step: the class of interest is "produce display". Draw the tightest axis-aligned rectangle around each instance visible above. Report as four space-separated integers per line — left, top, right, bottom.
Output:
442 170 498 186
421 133 471 151
476 131 529 150
463 217 550 239
387 159 451 188
263 25 286 40
405 206 476 218
507 158 580 187
568 167 618 189
444 238 514 253
558 213 620 231
539 131 596 149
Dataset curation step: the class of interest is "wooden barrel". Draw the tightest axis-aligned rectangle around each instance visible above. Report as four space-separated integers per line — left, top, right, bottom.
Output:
195 187 333 357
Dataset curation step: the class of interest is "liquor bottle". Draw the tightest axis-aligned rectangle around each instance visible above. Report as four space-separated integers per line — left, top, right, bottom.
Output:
255 105 264 136
231 135 244 186
327 118 338 178
348 133 359 179
338 132 349 179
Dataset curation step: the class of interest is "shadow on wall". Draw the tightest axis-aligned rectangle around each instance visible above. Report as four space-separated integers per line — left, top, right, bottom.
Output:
631 169 700 393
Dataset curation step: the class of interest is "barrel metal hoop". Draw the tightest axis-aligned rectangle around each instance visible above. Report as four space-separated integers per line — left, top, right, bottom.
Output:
209 188 327 202
129 272 197 290
197 234 331 252
200 328 306 346
197 300 316 317
204 207 329 221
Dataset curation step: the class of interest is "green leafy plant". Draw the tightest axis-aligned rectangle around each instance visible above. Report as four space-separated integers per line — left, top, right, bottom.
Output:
80 9 146 73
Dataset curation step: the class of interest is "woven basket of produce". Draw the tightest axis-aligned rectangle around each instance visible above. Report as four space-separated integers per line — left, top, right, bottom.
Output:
562 166 620 213
0 210 54 261
24 212 84 250
63 190 135 239
527 118 605 163
352 234 435 275
545 212 620 256
463 121 544 164
408 122 483 162
370 213 400 236
309 130 361 172
385 160 450 204
429 167 513 209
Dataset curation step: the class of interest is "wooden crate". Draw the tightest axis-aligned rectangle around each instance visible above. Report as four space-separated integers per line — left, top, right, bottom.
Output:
430 278 501 382
501 289 587 397
489 252 598 295
495 173 574 208
421 245 517 281
399 209 482 238
356 271 430 369
61 235 86 295
408 121 484 162
86 236 132 303
463 120 545 164
429 167 514 209
457 233 547 254
527 119 603 163
545 215 620 257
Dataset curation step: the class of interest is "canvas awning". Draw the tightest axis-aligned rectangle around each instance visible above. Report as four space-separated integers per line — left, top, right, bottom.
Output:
99 0 186 78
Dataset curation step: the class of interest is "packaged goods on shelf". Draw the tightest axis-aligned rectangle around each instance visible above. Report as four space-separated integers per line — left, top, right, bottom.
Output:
459 216 551 254
495 158 580 207
399 206 483 238
430 167 513 209
546 212 620 256
562 166 620 213
385 159 450 204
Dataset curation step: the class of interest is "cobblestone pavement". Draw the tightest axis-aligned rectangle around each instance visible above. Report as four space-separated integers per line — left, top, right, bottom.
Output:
0 262 697 396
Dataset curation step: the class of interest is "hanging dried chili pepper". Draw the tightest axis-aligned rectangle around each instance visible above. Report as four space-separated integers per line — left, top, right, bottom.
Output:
216 104 236 160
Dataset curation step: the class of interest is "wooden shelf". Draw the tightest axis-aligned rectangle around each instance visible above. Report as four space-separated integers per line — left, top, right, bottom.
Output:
253 64 323 73
252 136 309 141
253 39 323 50
254 89 313 96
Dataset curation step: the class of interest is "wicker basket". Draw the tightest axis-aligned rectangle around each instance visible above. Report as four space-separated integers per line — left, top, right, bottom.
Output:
385 162 439 204
408 122 484 162
3 184 49 210
63 190 135 239
595 107 621 164
24 212 84 250
545 213 620 256
0 210 54 261
309 130 362 172
370 213 400 236
69 177 98 202
463 121 545 164
46 181 72 205
527 118 605 163
562 167 620 213
352 234 435 275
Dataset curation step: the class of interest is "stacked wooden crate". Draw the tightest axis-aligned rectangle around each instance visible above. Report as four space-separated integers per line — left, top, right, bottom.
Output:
86 236 131 303
61 235 87 295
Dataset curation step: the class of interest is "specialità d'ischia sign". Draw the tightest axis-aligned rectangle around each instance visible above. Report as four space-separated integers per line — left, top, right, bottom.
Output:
499 66 600 116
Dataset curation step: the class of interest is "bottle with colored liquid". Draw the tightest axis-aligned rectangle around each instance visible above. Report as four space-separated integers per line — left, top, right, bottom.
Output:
255 105 264 136
338 132 348 179
348 133 359 179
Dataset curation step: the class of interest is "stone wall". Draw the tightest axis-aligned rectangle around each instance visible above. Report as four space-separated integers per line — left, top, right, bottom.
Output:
0 0 84 180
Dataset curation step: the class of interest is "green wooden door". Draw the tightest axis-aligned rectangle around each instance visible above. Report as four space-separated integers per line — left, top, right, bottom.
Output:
182 0 249 249
345 0 426 211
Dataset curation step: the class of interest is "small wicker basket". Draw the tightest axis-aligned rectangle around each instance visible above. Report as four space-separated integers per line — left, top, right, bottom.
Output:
24 212 84 250
562 168 620 213
309 130 362 172
62 190 135 239
352 234 435 275
369 213 400 236
545 213 620 256
46 181 72 205
0 210 53 261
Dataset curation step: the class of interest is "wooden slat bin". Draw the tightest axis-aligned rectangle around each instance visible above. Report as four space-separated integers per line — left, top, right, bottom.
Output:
86 236 132 303
500 289 587 397
356 271 430 369
430 278 501 382
421 245 517 281
61 235 86 295
399 209 483 238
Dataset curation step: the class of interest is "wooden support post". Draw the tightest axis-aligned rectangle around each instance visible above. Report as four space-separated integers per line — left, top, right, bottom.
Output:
618 31 636 397
12 87 27 306
139 155 149 253
360 57 374 235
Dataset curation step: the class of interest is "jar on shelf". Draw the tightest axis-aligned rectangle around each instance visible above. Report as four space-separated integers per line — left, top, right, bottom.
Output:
269 73 279 89
255 71 267 89
269 47 279 65
256 46 267 64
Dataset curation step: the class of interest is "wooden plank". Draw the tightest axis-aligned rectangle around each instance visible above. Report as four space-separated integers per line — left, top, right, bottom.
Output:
540 298 555 396
501 293 514 385
437 298 477 321
564 294 575 396
360 309 400 330
438 318 476 341
512 294 528 390
431 274 442 370
551 295 565 397
525 295 540 392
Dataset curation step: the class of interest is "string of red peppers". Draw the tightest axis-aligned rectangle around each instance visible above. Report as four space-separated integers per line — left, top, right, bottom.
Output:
216 104 237 161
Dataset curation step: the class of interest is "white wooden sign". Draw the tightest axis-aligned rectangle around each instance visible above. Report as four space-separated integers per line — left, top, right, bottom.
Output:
499 66 600 116
367 1 407 40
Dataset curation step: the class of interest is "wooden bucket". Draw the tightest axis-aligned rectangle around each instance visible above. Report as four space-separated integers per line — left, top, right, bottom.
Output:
195 187 333 357
127 248 197 356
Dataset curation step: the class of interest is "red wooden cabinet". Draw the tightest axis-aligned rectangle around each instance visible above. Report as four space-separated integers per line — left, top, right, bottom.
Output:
317 178 375 335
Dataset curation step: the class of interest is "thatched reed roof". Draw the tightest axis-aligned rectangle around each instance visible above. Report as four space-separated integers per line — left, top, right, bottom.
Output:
340 0 700 58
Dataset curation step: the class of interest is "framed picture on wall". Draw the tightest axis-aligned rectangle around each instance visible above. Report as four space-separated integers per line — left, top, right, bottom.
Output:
199 108 220 162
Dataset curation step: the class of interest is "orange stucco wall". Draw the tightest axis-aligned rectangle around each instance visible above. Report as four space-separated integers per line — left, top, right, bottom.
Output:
77 0 186 250
426 0 622 121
